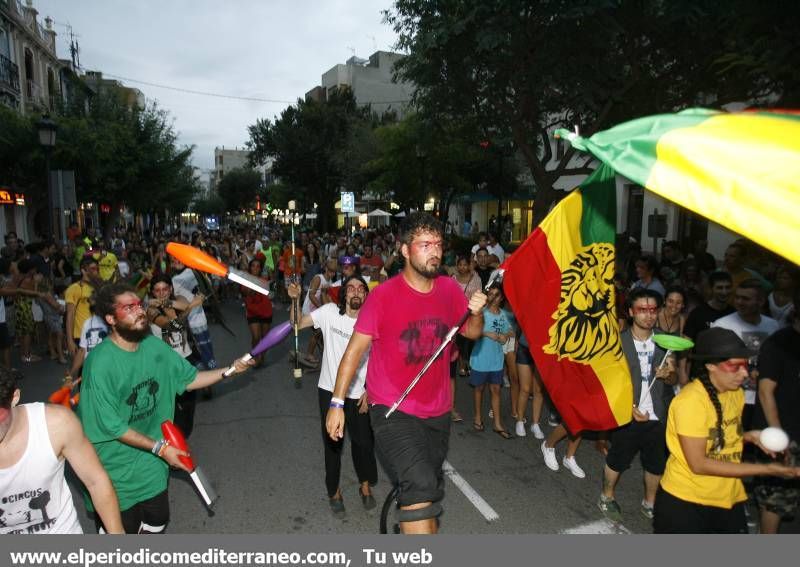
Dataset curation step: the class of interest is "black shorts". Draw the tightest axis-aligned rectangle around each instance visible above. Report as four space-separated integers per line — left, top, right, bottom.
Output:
606 420 667 475
654 487 747 534
96 489 170 534
246 316 273 325
369 405 450 508
0 323 10 349
516 342 535 366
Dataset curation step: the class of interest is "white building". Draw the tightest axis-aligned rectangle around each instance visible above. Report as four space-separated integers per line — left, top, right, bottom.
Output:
213 146 274 190
308 51 414 120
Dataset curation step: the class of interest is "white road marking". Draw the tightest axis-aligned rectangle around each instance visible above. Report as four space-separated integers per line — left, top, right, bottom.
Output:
560 519 632 534
442 459 500 522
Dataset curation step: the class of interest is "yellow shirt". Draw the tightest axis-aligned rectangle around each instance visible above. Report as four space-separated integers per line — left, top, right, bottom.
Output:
94 251 118 281
65 281 94 339
660 380 747 509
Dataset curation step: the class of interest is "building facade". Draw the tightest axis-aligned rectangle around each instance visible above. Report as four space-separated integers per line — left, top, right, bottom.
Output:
0 0 62 114
308 51 414 120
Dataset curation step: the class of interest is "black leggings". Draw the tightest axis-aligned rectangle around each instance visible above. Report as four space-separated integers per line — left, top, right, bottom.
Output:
653 487 747 534
317 389 378 498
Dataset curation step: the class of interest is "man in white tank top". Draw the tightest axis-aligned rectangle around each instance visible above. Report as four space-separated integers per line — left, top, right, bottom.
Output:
0 368 123 534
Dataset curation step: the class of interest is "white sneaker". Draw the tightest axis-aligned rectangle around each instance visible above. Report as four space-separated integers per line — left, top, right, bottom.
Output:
562 456 586 478
515 421 526 437
541 441 559 471
488 409 494 419
530 423 545 439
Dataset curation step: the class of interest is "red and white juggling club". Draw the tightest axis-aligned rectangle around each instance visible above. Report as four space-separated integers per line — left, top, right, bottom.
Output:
222 320 293 377
166 242 271 299
161 420 218 509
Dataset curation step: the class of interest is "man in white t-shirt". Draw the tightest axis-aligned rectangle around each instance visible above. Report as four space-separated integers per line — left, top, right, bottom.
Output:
486 232 505 264
712 277 779 424
599 288 676 523
287 275 376 520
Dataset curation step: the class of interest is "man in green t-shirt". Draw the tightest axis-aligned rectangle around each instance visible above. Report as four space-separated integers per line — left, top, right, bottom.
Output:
77 283 253 534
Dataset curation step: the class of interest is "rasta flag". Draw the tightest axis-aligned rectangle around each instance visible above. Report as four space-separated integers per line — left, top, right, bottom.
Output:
503 164 633 434
556 108 800 265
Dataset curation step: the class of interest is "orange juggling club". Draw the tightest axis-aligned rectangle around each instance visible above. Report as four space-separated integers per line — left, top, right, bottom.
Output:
48 386 71 407
162 420 218 509
166 242 271 298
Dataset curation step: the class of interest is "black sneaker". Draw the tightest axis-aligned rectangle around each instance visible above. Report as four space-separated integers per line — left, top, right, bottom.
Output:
329 497 346 519
597 495 622 523
360 489 377 510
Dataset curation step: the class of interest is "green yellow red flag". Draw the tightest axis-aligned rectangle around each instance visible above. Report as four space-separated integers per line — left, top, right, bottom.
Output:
502 164 633 434
556 108 800 265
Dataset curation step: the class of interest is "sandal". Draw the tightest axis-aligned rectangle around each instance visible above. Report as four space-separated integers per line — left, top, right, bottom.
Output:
493 429 513 440
473 421 485 432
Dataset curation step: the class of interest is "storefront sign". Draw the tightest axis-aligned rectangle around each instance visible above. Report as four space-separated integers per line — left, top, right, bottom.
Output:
0 188 25 205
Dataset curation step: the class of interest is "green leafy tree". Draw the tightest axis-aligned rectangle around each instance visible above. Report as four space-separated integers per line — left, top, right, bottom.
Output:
0 106 55 234
385 0 797 225
247 88 370 231
216 167 264 212
192 193 226 217
365 113 518 217
55 89 197 237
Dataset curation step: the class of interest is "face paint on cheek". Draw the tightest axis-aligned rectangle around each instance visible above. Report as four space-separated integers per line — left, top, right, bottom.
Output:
0 407 10 423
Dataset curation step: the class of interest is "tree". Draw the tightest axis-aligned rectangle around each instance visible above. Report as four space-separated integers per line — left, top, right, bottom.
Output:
247 88 371 232
55 89 197 237
365 112 516 216
0 106 55 235
385 0 798 225
192 193 226 217
216 167 264 212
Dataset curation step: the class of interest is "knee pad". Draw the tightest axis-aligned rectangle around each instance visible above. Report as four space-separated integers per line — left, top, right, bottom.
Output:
398 502 443 523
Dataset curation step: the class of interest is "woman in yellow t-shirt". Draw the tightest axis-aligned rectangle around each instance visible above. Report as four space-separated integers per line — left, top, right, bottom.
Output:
655 327 800 533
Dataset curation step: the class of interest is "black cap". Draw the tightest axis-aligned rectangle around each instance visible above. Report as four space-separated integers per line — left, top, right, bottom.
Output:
692 327 755 360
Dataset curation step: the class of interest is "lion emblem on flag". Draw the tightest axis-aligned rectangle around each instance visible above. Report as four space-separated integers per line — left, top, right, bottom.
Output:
543 243 622 363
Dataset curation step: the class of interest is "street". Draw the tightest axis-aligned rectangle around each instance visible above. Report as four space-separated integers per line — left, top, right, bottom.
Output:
15 298 795 535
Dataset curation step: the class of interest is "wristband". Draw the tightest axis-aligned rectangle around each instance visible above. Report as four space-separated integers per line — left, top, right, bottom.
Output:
330 396 345 406
158 439 170 458
152 438 170 457
152 438 166 455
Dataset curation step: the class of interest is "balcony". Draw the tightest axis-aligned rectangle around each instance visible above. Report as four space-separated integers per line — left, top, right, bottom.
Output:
0 54 20 93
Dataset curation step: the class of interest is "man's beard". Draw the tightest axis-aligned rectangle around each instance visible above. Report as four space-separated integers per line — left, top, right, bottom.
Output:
115 318 151 343
409 256 440 279
348 297 363 311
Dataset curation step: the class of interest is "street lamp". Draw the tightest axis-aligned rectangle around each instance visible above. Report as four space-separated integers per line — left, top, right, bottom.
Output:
37 115 57 239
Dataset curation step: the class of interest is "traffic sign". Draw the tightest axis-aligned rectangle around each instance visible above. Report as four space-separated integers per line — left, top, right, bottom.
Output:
341 191 355 213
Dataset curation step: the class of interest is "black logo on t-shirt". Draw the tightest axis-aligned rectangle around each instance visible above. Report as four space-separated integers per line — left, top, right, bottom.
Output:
126 378 159 423
400 319 449 364
0 489 57 533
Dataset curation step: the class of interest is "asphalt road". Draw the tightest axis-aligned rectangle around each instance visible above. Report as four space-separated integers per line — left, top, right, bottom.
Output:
15 298 799 534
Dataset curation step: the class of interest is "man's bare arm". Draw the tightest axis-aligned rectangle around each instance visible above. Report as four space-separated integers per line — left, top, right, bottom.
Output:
50 405 124 534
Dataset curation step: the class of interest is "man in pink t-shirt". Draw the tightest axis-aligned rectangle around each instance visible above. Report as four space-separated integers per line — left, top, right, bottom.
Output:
326 213 487 534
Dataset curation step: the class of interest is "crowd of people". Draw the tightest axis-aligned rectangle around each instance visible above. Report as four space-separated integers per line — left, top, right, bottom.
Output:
0 214 798 534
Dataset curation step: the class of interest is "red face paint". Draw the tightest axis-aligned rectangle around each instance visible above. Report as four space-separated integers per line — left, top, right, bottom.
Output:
0 407 10 423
